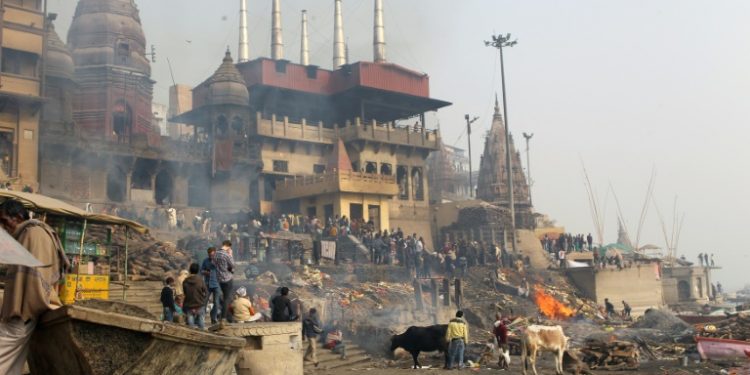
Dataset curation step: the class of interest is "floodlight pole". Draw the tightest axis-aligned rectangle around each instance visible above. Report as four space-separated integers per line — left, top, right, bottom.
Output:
465 114 479 197
486 34 518 253
523 132 534 205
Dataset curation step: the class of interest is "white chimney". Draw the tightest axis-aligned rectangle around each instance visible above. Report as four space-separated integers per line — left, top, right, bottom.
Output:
333 0 346 69
300 10 309 66
271 0 284 60
373 0 386 63
238 0 249 62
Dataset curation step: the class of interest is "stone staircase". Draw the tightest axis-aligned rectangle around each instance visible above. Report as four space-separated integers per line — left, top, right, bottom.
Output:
303 339 372 372
108 280 165 318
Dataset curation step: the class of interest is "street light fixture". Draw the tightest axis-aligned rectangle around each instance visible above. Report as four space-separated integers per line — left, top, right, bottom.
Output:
485 33 518 253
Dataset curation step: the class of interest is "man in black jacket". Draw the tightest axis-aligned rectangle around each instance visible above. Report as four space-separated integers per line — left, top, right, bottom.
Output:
271 287 294 322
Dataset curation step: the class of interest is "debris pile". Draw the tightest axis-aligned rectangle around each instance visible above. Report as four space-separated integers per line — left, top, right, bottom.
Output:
580 337 640 371
630 309 695 342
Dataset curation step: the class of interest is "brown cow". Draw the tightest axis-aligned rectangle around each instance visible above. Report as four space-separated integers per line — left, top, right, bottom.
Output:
521 325 568 375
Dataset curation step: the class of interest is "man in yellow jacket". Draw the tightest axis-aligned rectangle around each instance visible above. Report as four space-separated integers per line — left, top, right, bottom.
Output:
445 310 469 370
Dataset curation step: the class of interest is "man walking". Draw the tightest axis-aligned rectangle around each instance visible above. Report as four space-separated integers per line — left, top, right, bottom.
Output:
622 300 632 318
604 298 616 319
215 240 235 322
183 263 208 329
445 311 469 370
0 200 67 375
302 308 322 367
200 247 222 324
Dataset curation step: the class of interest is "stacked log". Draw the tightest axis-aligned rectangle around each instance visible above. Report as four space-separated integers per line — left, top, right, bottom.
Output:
580 338 639 370
700 315 750 340
127 241 192 281
85 226 194 281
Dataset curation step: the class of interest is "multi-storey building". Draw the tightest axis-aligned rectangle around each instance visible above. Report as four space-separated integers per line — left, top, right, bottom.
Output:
39 0 451 245
0 0 47 190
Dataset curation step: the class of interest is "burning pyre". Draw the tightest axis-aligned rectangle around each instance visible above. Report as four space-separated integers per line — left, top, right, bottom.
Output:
534 286 574 320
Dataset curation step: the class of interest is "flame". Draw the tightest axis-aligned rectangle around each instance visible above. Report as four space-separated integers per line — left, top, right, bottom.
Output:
534 286 574 320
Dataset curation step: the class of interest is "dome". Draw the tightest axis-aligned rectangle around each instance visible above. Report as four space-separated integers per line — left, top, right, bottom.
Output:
207 51 249 106
45 23 75 80
68 0 150 75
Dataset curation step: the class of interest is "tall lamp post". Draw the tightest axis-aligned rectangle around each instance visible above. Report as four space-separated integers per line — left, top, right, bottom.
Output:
485 33 518 253
522 132 534 205
465 114 479 197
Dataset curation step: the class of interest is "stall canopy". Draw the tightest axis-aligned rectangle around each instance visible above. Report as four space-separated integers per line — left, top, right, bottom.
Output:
0 191 148 234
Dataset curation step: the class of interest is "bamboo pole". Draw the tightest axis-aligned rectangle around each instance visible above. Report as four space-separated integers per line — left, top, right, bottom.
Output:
123 226 129 301
74 219 88 302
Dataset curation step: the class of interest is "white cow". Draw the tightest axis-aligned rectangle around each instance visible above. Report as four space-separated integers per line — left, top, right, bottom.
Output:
521 325 568 375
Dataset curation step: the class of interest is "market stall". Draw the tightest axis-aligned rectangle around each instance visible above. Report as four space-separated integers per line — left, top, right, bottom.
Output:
0 191 148 303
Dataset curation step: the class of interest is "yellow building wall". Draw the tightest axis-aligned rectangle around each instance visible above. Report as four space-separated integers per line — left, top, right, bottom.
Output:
0 3 44 190
260 141 328 176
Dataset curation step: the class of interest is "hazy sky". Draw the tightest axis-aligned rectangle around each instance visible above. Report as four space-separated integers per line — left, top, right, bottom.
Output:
48 1 750 291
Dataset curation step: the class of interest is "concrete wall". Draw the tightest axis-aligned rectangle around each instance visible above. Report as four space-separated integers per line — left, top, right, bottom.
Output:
219 322 302 375
566 268 597 301
593 262 664 316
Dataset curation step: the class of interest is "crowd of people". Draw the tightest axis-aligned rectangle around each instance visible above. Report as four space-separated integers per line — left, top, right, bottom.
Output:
542 232 594 253
159 240 299 328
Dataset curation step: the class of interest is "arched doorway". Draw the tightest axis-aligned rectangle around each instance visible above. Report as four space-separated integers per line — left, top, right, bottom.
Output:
412 167 424 201
112 100 132 143
678 280 691 301
106 167 127 202
396 166 409 200
154 170 173 205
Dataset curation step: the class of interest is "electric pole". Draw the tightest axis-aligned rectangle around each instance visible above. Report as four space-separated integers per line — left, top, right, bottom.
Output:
485 33 518 253
465 114 479 198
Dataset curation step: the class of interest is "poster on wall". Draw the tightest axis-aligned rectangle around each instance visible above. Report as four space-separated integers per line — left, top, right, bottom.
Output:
321 240 336 260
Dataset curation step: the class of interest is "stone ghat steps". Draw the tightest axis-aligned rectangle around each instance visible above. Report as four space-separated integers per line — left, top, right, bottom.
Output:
304 341 371 371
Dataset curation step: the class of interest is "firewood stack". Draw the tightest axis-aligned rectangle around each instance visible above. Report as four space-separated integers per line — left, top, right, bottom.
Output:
700 315 750 341
580 338 639 371
126 241 192 281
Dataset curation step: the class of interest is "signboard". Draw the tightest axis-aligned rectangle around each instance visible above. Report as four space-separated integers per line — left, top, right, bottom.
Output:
321 240 336 260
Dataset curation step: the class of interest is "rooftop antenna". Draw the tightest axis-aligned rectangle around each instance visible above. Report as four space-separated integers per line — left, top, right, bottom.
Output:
271 0 284 60
373 0 386 63
238 0 249 62
333 0 346 68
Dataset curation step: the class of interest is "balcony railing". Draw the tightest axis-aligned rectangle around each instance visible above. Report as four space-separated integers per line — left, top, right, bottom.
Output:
274 170 399 200
255 112 440 150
